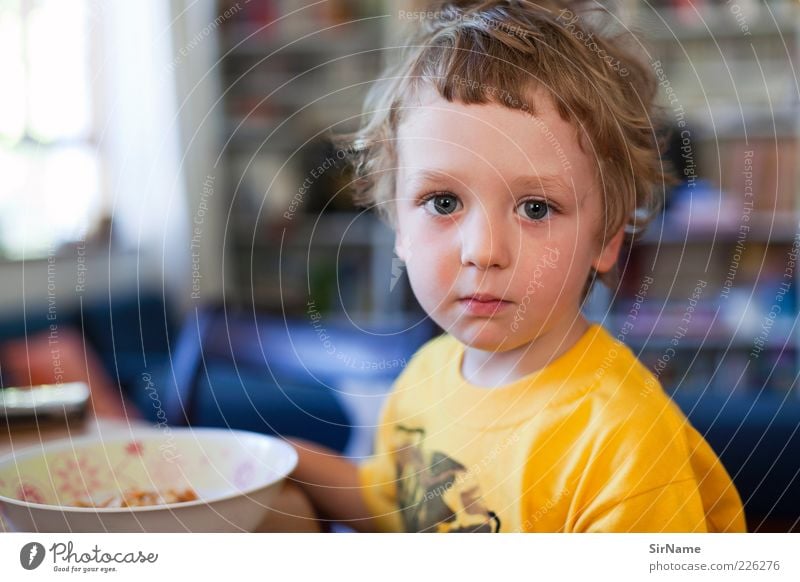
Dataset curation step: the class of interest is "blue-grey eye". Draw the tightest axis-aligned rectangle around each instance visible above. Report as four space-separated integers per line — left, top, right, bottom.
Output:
429 194 459 215
519 199 549 220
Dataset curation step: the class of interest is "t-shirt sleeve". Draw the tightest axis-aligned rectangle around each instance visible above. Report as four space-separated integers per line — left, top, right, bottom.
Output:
358 390 403 532
577 479 709 532
560 398 737 533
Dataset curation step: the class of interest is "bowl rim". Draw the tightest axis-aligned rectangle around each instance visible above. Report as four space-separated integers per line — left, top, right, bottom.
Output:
0 426 298 514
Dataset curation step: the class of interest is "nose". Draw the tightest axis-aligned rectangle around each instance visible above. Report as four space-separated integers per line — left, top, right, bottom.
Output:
460 209 512 270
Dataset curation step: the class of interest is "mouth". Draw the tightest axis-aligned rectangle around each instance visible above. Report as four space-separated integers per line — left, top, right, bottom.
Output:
458 294 513 315
460 293 509 303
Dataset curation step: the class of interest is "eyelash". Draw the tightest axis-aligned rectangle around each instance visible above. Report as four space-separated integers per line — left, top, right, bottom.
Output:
417 191 559 222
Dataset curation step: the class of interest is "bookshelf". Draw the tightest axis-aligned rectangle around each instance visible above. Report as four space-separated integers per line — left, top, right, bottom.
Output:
216 0 423 325
602 0 800 398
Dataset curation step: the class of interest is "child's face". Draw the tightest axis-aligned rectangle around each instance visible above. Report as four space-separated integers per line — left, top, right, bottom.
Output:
394 89 624 351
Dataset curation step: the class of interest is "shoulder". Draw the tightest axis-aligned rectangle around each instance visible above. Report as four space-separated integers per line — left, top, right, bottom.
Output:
395 333 461 382
571 325 691 450
415 332 461 360
383 333 461 407
586 326 670 412
586 324 655 391
534 333 702 511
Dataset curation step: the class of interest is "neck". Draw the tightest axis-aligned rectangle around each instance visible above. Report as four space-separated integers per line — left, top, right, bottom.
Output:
460 316 591 388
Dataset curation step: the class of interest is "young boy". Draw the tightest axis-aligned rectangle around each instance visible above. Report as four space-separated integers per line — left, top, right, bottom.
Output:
286 0 746 532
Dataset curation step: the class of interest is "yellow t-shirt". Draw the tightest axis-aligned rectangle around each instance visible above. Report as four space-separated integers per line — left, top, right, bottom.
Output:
359 323 746 532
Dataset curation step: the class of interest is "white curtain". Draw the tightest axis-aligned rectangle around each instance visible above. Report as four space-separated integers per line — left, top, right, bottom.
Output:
98 0 225 313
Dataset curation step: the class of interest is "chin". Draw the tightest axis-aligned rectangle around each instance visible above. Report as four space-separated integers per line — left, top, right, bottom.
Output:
448 322 520 352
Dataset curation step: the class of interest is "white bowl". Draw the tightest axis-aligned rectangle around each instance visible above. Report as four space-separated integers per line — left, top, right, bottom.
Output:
0 427 297 532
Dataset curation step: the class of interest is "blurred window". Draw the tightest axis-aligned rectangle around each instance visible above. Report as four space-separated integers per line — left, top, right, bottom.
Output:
0 0 104 259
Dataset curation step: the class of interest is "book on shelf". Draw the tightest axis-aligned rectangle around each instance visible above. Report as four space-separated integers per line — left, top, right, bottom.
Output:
218 0 386 45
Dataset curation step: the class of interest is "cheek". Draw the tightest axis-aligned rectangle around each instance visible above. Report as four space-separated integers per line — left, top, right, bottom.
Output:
403 233 460 301
399 214 454 269
406 244 456 288
515 239 591 295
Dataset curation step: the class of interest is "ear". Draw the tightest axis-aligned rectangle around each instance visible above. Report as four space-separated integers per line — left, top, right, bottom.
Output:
591 227 625 274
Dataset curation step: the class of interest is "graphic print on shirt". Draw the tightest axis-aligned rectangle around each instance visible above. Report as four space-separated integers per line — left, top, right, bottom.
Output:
393 425 501 533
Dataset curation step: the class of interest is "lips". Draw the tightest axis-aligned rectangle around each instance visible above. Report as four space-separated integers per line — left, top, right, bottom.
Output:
462 293 507 303
458 294 513 316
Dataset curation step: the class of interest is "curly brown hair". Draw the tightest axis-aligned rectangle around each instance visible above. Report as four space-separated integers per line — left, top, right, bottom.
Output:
332 0 669 297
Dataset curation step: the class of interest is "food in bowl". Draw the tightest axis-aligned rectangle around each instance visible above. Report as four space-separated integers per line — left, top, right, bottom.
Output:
0 427 297 532
72 487 199 508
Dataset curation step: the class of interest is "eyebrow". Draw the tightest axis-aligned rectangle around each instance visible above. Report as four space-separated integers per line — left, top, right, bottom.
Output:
508 174 573 195
406 169 575 198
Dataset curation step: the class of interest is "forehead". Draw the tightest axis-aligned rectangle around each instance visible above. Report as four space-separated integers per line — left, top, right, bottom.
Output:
396 89 597 193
